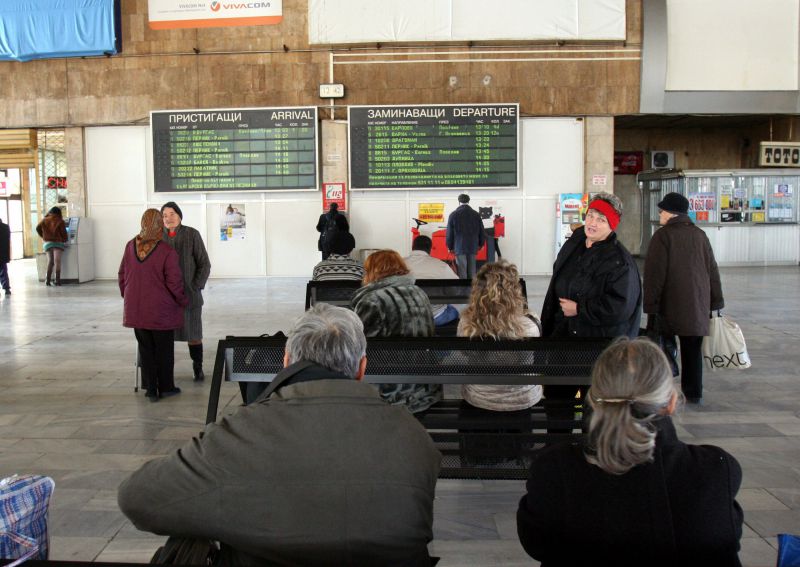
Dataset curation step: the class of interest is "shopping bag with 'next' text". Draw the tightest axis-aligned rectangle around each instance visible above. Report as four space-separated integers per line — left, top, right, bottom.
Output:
702 313 751 371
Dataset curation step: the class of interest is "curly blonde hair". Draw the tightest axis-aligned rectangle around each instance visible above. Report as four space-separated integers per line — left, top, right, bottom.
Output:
459 260 530 339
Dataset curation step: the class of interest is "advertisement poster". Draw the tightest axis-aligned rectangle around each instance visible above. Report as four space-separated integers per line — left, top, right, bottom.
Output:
148 0 282 30
418 203 445 223
556 193 583 257
322 182 347 212
220 203 246 241
688 192 715 222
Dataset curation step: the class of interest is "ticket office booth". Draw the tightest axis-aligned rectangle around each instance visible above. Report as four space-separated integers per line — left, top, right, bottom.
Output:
36 217 95 283
639 169 800 265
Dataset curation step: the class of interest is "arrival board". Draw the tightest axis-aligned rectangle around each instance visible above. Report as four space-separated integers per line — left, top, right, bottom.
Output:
152 107 318 192
348 104 518 190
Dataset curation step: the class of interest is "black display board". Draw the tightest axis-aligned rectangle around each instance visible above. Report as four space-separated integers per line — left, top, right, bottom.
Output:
151 107 318 192
348 104 518 190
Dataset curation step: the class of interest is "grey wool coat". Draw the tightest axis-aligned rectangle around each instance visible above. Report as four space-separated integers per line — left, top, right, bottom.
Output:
351 275 441 413
351 275 435 338
118 368 441 566
163 225 211 309
644 216 724 336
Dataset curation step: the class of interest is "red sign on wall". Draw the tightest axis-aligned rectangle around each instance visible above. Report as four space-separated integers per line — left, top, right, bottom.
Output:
613 152 644 175
47 176 68 189
322 182 347 212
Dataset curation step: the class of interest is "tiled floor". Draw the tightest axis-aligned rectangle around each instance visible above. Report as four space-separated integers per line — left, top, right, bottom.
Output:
1 260 798 566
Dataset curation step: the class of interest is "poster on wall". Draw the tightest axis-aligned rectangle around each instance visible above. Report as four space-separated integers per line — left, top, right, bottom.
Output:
688 192 716 223
220 203 246 241
322 182 347 212
148 0 283 30
417 203 445 223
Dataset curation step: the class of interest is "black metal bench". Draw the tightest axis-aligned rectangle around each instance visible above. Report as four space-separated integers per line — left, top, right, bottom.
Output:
206 336 608 480
304 278 528 310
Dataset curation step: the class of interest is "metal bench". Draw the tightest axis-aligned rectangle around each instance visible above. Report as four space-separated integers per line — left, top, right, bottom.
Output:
207 335 608 480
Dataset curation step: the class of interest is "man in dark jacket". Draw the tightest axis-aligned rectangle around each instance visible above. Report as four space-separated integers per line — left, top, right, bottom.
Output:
644 192 724 404
446 194 485 278
0 218 10 295
316 202 349 260
118 304 441 567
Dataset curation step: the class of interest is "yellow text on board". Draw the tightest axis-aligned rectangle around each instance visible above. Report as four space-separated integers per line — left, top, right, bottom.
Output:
418 203 445 223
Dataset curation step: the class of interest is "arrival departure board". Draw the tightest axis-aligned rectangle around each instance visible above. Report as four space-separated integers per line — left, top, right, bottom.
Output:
348 104 518 190
151 107 318 193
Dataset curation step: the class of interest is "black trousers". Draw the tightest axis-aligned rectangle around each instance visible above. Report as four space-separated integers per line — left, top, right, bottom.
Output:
0 262 9 290
679 335 704 399
134 329 175 395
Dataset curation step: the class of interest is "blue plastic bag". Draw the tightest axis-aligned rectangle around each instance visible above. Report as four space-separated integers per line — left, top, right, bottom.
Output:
778 534 800 567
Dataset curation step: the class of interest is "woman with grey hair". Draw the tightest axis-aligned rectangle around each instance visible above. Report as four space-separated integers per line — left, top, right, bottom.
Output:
517 338 743 566
540 192 642 431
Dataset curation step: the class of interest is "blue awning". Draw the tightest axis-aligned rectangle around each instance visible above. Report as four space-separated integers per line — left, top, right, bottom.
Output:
0 0 118 62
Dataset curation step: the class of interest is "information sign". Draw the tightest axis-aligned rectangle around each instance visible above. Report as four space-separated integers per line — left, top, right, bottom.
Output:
152 107 318 193
348 104 518 190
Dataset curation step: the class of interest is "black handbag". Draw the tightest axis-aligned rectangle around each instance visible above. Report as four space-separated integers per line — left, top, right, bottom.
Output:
644 315 680 377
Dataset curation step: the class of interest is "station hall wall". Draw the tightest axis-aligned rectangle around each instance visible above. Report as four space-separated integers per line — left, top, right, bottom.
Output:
86 117 584 279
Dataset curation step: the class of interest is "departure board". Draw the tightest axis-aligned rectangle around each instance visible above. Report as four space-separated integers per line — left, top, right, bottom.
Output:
151 107 318 193
348 104 518 190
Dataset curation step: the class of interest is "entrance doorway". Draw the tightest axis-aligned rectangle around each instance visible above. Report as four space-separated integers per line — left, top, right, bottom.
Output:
0 169 26 260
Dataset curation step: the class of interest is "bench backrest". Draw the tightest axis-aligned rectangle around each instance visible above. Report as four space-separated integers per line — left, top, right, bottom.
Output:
206 335 609 424
304 278 528 309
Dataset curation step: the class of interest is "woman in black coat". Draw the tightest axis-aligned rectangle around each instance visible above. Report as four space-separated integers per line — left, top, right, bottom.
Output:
517 338 743 567
644 192 724 404
541 192 642 425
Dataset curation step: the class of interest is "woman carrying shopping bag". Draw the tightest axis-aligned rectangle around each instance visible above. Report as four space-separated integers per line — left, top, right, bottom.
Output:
644 192 724 405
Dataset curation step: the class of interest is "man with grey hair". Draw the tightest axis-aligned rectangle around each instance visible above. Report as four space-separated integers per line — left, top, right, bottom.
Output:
118 304 441 566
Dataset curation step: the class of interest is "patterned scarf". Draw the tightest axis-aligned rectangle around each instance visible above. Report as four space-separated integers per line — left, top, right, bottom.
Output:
135 209 164 260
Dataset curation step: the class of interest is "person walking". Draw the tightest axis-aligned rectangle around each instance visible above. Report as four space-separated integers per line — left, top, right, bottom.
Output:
161 202 212 382
446 194 485 278
644 192 724 405
36 207 68 286
119 209 188 401
0 218 10 295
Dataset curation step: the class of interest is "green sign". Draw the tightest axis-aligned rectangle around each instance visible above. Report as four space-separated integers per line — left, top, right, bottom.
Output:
348 104 518 190
152 107 318 192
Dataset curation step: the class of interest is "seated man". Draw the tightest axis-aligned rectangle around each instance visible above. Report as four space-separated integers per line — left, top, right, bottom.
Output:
405 235 459 326
312 230 364 281
118 304 441 566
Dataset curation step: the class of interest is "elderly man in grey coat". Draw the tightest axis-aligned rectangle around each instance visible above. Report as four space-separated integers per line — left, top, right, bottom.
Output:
118 304 441 566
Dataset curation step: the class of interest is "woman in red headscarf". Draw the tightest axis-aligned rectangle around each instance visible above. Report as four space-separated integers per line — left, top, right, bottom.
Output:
540 192 642 429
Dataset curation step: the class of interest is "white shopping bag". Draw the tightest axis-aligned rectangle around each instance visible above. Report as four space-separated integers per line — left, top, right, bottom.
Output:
702 314 751 371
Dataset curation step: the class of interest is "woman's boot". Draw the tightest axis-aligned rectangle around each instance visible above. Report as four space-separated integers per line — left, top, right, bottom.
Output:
54 271 61 286
45 266 52 286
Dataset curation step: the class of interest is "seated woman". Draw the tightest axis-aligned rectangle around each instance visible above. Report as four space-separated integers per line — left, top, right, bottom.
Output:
351 249 441 413
517 338 743 566
312 231 364 281
458 260 542 411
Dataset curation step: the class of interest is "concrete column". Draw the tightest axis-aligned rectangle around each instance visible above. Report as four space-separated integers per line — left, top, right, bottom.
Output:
64 127 86 217
584 117 615 194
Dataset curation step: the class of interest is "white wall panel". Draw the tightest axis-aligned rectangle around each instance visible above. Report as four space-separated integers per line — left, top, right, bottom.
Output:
522 118 584 197
349 199 409 255
309 0 625 44
90 204 145 279
86 126 148 204
666 0 799 91
523 197 557 275
265 201 320 276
